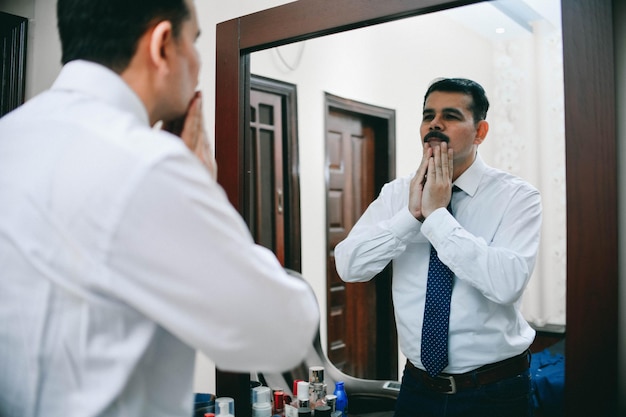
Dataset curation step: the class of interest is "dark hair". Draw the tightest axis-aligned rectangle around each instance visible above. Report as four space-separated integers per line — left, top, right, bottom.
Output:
423 78 490 123
57 0 190 72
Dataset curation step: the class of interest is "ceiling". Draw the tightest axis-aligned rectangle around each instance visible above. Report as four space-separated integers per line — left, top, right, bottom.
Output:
444 0 562 41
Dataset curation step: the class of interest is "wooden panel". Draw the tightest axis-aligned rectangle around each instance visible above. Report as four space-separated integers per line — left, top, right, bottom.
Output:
215 18 244 210
328 305 348 367
250 75 302 272
327 255 348 371
327 131 343 170
355 126 376 217
329 340 348 371
214 18 253 417
239 0 481 52
0 13 28 116
327 190 344 228
329 285 346 308
561 0 617 415
249 90 285 264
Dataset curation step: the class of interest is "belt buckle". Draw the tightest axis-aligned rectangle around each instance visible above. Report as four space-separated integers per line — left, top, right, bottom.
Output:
438 375 457 394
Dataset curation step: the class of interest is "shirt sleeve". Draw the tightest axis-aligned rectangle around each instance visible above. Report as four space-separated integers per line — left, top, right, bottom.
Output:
105 152 320 373
335 180 423 282
421 186 543 305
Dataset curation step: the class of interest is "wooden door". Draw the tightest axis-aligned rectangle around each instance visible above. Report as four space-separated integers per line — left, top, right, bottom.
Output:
249 75 302 272
326 109 396 379
0 12 28 116
249 90 285 264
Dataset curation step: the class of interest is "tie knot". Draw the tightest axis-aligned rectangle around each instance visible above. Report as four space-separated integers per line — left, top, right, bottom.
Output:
448 185 461 214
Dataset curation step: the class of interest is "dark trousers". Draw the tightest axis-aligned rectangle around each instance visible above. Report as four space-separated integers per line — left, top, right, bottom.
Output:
393 361 533 417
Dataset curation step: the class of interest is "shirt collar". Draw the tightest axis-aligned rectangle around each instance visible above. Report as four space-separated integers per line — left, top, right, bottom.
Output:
51 60 150 126
453 152 486 197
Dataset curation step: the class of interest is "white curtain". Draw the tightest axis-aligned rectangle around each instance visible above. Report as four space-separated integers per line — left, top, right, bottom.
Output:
486 20 566 331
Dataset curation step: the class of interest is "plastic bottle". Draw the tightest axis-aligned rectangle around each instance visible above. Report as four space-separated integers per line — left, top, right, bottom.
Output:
332 381 347 417
252 402 272 417
297 381 310 409
308 366 326 409
314 405 331 417
273 389 285 416
216 400 235 417
215 397 235 417
324 394 337 414
252 386 272 405
297 407 311 417
284 379 303 417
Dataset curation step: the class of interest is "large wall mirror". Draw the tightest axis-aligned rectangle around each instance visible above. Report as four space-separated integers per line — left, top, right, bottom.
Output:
214 0 617 415
250 0 567 374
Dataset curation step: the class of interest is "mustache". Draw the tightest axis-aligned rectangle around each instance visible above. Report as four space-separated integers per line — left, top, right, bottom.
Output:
424 131 450 143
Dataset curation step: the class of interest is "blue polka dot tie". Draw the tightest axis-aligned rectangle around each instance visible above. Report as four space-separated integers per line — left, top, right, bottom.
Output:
421 200 455 377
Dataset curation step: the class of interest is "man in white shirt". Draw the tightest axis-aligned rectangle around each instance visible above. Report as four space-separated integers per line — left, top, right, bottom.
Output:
335 78 542 417
0 0 319 416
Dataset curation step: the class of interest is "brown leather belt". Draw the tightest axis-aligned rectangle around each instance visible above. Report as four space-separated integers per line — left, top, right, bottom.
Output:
405 350 530 394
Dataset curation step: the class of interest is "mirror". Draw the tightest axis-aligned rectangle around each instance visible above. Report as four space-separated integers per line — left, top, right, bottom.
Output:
214 0 618 415
249 0 567 359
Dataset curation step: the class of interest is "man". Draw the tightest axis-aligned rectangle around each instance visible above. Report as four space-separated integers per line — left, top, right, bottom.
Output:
335 78 542 417
0 0 319 416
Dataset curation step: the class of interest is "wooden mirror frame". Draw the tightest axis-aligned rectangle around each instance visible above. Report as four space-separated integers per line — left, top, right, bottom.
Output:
214 1 618 415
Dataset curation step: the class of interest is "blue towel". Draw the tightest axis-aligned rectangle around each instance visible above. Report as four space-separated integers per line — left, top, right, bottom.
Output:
530 349 564 416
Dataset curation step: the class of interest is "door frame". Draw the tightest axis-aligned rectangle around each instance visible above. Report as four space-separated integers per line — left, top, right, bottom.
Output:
0 12 28 117
324 93 397 379
248 74 302 271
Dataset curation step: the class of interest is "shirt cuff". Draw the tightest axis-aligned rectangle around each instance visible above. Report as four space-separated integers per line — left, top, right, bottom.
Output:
388 207 422 240
421 207 458 247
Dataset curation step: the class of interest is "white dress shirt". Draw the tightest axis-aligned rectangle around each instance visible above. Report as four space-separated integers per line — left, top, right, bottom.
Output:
335 154 542 374
0 60 319 417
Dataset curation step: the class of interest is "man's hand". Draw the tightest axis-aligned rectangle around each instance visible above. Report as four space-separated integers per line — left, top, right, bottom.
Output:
408 143 432 221
421 142 453 218
162 91 218 180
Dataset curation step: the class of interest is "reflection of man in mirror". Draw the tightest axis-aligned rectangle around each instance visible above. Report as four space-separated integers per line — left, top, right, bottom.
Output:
335 78 542 417
0 0 320 415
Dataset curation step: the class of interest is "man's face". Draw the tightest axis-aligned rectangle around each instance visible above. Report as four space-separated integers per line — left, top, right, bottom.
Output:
166 0 201 119
420 91 483 175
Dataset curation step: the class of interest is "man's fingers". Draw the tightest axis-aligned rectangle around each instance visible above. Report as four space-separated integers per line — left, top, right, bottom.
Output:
427 157 435 181
440 142 449 181
421 142 431 161
432 144 443 180
418 145 432 185
181 93 201 149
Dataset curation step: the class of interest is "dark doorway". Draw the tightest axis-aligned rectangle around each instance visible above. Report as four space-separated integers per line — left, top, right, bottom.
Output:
0 12 28 117
324 93 397 380
247 75 301 271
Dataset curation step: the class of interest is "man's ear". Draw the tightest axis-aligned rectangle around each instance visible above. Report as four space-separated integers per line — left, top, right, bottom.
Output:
148 20 174 72
474 120 489 145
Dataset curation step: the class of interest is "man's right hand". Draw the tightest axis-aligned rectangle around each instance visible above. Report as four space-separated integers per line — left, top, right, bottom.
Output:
421 142 453 218
162 91 218 180
408 142 432 221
